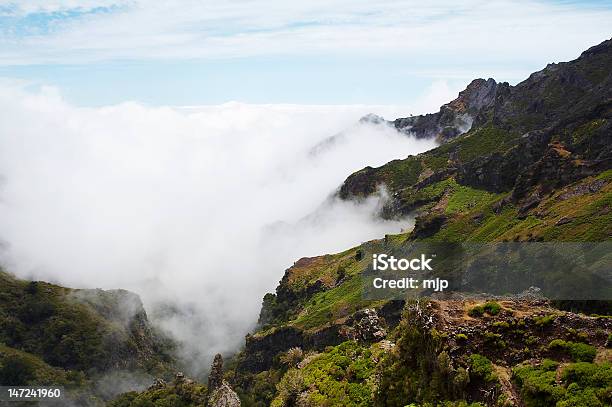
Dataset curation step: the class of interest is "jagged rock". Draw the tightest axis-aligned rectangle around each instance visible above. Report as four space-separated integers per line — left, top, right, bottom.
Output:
393 78 499 141
517 286 545 300
411 213 447 239
148 378 167 390
338 166 381 199
339 38 612 212
208 382 240 407
557 179 606 200
207 354 240 407
208 354 224 393
554 217 572 226
344 308 387 342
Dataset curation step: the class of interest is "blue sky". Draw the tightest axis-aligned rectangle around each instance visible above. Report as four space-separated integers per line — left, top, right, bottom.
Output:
0 0 611 106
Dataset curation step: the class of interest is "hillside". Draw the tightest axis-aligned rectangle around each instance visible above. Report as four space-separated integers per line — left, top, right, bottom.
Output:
0 270 176 405
1 38 611 407
220 39 612 406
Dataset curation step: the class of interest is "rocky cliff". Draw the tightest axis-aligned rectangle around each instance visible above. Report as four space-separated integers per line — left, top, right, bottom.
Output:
228 38 612 407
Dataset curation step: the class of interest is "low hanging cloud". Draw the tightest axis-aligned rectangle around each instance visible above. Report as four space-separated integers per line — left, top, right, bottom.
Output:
0 83 437 375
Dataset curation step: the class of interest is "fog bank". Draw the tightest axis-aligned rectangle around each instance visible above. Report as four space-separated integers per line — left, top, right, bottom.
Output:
0 84 437 375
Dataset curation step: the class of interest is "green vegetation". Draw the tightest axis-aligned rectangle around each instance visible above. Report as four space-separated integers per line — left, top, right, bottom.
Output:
0 271 173 375
454 126 519 162
108 381 207 407
400 177 501 215
0 343 84 387
534 314 556 328
547 340 597 362
376 304 479 406
292 275 371 330
468 354 497 383
513 361 611 407
271 341 376 407
468 301 502 317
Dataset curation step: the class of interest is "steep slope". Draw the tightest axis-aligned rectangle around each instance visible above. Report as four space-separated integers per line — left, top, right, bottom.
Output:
339 38 612 207
0 270 176 404
106 39 612 407
225 39 612 407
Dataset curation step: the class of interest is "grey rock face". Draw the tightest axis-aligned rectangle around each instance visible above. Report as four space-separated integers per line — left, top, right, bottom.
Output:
393 78 499 141
207 354 241 407
343 308 387 342
208 382 241 407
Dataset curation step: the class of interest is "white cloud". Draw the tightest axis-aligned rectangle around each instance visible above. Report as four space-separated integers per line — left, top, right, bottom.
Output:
0 82 437 374
0 1 610 65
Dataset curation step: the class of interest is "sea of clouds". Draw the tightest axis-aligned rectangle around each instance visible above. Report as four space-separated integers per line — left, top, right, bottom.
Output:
0 82 440 375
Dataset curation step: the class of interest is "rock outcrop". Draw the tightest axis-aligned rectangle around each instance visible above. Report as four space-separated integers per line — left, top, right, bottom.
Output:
207 354 240 407
338 38 612 215
393 78 499 141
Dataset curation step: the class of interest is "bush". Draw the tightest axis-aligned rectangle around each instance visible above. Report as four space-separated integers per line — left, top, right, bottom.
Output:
513 363 565 406
468 302 501 318
513 361 612 407
561 362 612 388
548 340 597 362
534 314 556 328
491 321 510 329
0 354 35 385
483 302 502 316
279 347 304 367
468 305 484 317
468 354 496 383
273 341 375 406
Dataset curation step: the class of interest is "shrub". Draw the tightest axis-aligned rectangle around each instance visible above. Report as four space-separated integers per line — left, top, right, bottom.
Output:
534 314 556 328
491 321 510 329
548 340 597 362
468 302 501 317
483 302 501 316
468 354 497 383
0 354 35 385
513 361 612 407
513 363 565 406
468 305 484 317
561 362 612 388
279 347 304 367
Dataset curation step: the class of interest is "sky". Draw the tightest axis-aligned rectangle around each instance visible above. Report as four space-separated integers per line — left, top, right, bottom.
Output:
0 0 610 376
0 0 611 106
